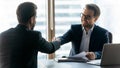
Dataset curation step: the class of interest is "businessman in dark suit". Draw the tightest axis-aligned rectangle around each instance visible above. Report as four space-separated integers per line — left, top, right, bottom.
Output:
54 4 112 60
0 2 60 68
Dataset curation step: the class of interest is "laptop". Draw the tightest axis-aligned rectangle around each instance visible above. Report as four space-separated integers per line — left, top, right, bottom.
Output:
87 43 120 66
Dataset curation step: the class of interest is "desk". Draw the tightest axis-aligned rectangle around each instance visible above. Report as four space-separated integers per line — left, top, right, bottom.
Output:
38 60 120 68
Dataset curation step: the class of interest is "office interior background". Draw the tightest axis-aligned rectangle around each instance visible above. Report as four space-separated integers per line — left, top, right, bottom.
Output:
0 0 120 62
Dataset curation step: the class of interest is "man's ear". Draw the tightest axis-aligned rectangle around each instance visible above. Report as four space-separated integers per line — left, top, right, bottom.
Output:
30 16 35 24
94 16 99 22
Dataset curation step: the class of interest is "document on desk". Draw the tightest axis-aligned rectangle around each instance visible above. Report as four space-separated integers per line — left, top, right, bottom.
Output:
57 51 89 62
87 59 101 65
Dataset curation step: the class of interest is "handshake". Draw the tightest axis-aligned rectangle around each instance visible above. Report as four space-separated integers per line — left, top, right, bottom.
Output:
52 37 61 42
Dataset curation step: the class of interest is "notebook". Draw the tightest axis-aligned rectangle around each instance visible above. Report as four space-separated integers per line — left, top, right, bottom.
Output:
87 43 120 66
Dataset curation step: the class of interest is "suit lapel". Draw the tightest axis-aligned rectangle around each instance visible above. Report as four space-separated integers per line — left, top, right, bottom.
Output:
89 25 97 51
77 25 83 52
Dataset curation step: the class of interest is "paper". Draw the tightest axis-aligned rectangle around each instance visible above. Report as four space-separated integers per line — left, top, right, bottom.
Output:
68 51 89 61
86 59 101 65
57 51 89 62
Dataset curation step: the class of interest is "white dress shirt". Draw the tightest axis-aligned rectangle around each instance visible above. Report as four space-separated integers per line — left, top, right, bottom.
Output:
80 25 94 52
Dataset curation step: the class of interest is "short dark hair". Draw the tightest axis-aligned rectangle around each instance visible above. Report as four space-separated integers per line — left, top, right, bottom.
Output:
86 4 100 17
16 2 37 24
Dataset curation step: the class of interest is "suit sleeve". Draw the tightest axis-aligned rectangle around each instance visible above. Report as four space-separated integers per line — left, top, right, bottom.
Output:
58 28 73 45
95 31 111 59
36 32 61 54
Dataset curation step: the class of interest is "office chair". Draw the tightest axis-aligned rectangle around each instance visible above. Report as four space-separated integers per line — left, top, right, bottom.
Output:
108 32 112 43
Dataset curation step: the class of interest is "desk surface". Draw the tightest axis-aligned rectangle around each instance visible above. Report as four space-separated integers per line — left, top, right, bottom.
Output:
38 60 120 68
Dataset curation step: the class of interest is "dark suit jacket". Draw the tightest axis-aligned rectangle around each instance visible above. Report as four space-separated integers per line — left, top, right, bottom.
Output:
59 24 112 59
0 24 60 68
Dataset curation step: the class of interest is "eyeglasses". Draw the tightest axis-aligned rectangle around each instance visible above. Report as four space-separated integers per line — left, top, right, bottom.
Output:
80 13 94 20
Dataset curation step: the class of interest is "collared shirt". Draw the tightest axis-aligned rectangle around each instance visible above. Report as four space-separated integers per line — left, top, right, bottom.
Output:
79 25 94 52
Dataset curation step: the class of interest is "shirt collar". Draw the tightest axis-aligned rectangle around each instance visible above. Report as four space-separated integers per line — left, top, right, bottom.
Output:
82 24 95 32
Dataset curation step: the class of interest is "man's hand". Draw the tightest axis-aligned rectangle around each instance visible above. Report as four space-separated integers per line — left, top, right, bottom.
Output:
52 37 61 42
86 52 96 60
52 37 56 41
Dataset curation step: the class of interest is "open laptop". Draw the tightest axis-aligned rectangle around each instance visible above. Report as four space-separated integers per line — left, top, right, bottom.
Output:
87 43 120 66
